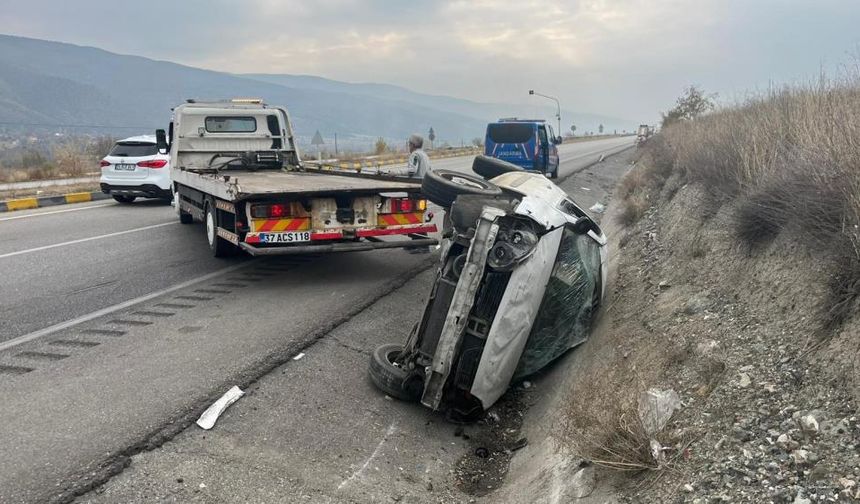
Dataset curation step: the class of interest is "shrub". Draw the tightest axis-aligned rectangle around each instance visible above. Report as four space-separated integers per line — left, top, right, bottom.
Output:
374 137 388 155
616 135 674 227
659 74 860 331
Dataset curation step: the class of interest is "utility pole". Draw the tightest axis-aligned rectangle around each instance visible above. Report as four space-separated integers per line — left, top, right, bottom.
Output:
528 89 561 137
334 133 338 156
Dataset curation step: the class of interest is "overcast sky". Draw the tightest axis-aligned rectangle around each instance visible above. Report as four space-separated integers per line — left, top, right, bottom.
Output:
1 0 859 122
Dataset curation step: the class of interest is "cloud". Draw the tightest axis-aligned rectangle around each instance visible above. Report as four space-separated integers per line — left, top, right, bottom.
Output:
1 0 859 121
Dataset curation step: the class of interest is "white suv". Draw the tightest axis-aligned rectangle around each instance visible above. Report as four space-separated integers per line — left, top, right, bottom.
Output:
100 135 171 203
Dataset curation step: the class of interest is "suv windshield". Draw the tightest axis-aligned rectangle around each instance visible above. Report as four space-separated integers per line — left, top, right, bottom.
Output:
487 123 534 143
108 142 158 157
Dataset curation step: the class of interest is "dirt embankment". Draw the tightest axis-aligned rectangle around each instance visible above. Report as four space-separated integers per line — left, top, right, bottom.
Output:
605 180 857 500
492 122 860 502
520 144 860 503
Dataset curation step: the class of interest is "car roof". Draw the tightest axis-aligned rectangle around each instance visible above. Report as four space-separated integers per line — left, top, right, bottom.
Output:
116 135 156 144
494 118 545 124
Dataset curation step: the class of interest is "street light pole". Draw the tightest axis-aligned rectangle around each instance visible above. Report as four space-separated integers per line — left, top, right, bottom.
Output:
528 89 561 138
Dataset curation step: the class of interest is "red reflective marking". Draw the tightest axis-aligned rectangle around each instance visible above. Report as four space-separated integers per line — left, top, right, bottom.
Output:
286 219 305 231
311 232 343 240
356 224 437 237
257 220 277 232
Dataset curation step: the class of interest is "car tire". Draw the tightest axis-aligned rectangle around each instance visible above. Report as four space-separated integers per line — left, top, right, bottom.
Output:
549 168 559 179
112 195 136 204
471 155 523 179
205 202 236 257
422 169 502 208
368 344 422 402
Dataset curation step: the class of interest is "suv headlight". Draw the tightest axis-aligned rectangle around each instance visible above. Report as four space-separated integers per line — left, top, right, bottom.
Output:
488 217 539 271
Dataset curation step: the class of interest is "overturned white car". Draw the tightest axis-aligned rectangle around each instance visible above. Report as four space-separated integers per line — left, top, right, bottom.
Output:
369 156 607 418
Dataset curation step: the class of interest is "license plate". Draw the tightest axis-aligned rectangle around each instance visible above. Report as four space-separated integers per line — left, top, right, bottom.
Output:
115 163 136 171
259 231 311 244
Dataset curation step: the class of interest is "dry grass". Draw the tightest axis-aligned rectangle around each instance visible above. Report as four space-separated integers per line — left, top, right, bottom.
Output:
616 136 674 226
565 396 659 471
561 376 691 474
0 141 101 182
664 76 860 253
641 74 860 331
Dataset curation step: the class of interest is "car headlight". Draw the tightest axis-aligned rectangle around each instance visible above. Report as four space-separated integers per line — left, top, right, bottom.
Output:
488 217 539 271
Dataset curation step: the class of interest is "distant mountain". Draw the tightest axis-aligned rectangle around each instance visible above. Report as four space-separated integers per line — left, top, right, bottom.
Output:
0 34 636 150
244 73 636 135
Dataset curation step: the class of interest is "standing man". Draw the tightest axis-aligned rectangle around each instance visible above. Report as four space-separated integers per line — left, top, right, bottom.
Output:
402 134 433 253
405 134 432 179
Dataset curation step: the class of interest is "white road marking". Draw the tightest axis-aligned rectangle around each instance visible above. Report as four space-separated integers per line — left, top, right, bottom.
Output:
0 221 177 260
0 202 113 222
0 261 255 352
337 422 397 490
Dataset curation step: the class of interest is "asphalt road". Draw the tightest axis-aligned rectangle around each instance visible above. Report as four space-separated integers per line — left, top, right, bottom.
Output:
0 136 632 503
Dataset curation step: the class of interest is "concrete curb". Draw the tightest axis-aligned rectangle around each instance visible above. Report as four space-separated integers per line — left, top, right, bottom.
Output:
0 191 112 213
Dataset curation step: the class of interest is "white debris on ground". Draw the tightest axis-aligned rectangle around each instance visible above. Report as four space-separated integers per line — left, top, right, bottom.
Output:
638 388 681 436
589 202 606 213
196 386 244 430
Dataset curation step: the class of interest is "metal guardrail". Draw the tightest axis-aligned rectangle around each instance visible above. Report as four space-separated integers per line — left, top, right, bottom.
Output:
306 147 480 173
0 174 100 191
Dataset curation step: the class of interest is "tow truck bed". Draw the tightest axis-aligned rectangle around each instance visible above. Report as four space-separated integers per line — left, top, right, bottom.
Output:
173 169 423 201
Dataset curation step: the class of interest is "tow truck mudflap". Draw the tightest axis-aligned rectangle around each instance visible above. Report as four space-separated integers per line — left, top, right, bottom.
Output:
239 238 438 255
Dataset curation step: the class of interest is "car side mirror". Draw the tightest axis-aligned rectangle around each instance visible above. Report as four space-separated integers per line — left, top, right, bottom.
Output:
155 129 168 154
572 217 599 235
555 136 563 144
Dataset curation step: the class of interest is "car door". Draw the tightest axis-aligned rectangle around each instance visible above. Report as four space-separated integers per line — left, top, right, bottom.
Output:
536 125 549 172
546 125 560 173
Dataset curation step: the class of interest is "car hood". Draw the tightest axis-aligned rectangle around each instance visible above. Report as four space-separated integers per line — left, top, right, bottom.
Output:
493 171 606 245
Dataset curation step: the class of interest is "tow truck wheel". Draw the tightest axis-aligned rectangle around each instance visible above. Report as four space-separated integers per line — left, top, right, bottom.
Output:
369 344 422 402
175 189 194 224
205 203 235 257
422 169 502 208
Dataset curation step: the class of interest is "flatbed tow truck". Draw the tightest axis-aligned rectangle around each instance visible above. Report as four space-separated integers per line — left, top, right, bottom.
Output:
157 99 437 256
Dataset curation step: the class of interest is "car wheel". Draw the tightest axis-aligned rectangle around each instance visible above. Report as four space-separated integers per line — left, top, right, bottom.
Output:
422 169 502 208
550 168 559 179
112 195 136 204
471 155 523 179
205 202 236 257
368 344 423 401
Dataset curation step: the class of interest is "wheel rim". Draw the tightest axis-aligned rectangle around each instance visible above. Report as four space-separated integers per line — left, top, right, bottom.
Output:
442 173 490 190
386 349 405 368
206 209 215 246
